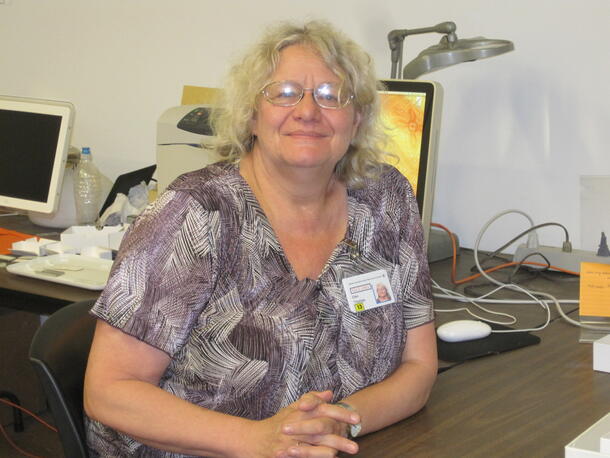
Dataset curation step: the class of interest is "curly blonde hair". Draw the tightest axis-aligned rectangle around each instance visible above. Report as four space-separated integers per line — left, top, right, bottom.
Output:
210 20 389 188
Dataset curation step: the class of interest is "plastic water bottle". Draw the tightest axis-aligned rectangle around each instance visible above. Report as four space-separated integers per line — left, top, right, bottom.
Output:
74 147 102 225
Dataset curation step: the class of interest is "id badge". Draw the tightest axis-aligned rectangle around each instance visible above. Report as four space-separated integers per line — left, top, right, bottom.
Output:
342 269 395 313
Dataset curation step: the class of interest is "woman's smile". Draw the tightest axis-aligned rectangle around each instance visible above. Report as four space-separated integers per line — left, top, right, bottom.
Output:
287 130 325 136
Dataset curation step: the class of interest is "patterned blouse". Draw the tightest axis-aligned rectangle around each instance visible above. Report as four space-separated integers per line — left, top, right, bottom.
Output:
86 162 433 457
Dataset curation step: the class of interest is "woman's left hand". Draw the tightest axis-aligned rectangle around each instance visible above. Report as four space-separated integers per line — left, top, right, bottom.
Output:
277 390 360 457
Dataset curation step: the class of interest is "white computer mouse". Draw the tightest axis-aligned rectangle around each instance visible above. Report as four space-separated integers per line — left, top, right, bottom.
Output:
436 320 492 343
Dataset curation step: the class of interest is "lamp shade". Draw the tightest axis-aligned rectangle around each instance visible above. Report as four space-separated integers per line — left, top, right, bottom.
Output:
402 36 514 79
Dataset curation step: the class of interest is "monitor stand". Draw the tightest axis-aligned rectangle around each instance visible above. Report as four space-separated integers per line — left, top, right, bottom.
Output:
28 165 78 229
428 227 459 263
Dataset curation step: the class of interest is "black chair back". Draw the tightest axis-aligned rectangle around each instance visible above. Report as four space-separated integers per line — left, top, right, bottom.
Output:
29 299 97 458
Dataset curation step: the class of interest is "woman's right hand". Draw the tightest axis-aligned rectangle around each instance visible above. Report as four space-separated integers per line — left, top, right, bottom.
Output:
246 391 359 457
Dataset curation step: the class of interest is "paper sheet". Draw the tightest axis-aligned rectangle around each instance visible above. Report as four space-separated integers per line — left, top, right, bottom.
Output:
579 262 610 317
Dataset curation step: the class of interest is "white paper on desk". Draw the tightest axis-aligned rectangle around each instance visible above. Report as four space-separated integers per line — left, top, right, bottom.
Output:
80 245 113 260
61 225 127 251
11 237 56 256
43 241 78 255
99 193 128 226
98 182 149 226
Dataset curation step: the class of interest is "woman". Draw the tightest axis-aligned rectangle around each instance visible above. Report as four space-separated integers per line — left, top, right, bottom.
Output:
84 20 437 457
375 283 391 303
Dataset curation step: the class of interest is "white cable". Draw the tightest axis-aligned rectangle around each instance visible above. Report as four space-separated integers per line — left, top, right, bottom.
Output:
432 280 516 325
433 292 579 306
433 278 550 333
433 279 579 305
488 283 550 333
473 209 610 332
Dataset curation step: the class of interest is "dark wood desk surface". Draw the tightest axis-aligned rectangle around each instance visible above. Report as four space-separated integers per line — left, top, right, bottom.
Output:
354 252 607 457
355 316 610 457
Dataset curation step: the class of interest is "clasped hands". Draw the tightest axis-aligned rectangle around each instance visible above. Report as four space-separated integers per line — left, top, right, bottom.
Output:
252 390 360 457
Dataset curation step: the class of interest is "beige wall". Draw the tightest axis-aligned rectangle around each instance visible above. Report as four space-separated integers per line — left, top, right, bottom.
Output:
1 0 609 251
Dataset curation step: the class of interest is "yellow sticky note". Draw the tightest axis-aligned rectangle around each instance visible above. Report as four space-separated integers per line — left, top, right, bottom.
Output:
579 262 610 317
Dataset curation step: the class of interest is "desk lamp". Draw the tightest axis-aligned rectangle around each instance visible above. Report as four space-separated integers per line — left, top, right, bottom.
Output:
388 21 514 79
387 22 514 261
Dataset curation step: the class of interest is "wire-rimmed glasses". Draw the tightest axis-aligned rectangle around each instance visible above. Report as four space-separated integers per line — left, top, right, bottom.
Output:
260 80 353 109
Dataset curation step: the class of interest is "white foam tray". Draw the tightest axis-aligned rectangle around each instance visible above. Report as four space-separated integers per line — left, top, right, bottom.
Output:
7 254 113 290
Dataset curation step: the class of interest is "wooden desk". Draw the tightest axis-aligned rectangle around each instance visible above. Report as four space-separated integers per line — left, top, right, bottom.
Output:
355 317 610 457
0 268 99 314
354 253 608 457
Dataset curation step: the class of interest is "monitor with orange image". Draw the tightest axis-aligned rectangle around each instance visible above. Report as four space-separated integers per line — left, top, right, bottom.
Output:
378 79 443 242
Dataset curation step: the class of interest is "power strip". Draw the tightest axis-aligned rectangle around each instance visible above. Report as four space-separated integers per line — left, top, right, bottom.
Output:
513 244 610 273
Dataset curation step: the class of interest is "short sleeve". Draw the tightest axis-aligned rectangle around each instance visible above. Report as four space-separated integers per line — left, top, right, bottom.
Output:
394 171 434 329
91 190 218 356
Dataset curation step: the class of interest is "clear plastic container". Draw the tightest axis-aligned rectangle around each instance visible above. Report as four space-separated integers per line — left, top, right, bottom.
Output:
73 147 102 225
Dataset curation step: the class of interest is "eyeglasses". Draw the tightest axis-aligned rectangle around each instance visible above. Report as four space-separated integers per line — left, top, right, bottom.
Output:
260 80 353 110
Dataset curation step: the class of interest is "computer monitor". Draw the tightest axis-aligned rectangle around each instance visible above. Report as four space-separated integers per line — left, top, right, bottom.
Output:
378 79 443 243
0 95 75 214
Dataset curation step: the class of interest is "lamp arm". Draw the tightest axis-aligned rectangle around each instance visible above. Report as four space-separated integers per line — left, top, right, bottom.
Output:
389 36 403 78
388 21 457 78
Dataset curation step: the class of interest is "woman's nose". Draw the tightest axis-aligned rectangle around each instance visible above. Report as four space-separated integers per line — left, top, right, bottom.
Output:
292 90 321 121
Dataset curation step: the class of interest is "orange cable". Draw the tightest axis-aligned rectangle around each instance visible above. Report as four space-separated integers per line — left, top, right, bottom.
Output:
0 398 58 432
430 222 580 286
0 398 59 457
0 422 43 458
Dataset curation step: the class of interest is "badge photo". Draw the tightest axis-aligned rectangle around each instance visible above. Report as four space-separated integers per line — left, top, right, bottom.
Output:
342 269 395 313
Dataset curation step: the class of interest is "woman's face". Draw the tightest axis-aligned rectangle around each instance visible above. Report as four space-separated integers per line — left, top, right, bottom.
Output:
251 44 360 173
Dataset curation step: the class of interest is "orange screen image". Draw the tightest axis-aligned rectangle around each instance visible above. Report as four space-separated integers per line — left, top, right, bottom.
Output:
379 92 425 194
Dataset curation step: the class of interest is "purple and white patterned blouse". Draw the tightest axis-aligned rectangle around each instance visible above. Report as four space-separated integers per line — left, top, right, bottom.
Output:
86 161 433 457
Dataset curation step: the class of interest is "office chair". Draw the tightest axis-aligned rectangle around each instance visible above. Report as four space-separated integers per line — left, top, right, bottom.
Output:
29 299 97 458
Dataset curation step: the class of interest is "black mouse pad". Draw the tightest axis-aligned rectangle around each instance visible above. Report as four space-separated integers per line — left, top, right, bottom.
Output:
437 322 541 363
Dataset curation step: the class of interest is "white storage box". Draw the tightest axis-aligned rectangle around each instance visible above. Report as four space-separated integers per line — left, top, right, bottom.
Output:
60 225 127 251
565 412 610 457
594 334 610 374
